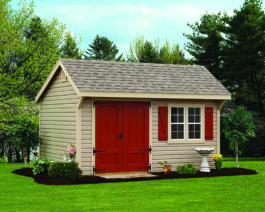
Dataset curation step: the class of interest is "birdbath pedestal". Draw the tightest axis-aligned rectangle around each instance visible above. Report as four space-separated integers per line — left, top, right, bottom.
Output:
195 148 215 172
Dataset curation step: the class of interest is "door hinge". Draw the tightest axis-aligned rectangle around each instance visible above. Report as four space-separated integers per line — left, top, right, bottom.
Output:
93 147 106 156
139 164 152 171
93 166 106 174
139 146 152 154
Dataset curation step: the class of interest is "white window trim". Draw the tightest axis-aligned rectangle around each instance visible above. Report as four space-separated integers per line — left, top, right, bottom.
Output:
168 104 205 143
170 107 185 141
187 107 202 141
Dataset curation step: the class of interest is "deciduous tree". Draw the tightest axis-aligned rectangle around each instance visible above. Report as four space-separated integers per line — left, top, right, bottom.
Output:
222 106 255 167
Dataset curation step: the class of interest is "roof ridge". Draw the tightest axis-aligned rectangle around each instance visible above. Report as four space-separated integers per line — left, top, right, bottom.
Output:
59 58 204 68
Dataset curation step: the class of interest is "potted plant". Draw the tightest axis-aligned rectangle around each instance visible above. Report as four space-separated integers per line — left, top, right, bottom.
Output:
158 161 171 174
213 154 223 170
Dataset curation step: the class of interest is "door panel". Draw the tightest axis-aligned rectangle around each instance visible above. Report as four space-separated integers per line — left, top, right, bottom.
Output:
95 102 122 172
95 102 149 172
123 102 149 171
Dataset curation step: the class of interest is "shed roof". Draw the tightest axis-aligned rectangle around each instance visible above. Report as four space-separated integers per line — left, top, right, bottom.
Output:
36 59 231 102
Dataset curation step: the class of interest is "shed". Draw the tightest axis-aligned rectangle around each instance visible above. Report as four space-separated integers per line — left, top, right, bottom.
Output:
36 58 231 175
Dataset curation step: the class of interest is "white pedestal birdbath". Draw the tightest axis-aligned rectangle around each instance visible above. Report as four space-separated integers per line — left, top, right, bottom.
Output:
195 148 215 172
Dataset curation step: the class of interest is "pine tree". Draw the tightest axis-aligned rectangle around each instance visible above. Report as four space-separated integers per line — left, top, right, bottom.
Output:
223 0 265 115
84 35 122 61
184 12 228 79
61 32 82 59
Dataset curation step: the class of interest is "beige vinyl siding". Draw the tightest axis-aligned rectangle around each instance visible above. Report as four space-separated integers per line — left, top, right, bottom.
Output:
151 100 218 172
80 98 93 175
39 71 80 162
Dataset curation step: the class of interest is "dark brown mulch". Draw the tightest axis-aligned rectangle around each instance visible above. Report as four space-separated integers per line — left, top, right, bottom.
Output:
12 167 258 186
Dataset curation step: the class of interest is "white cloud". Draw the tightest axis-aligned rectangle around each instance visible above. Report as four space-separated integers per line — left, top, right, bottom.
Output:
35 3 231 53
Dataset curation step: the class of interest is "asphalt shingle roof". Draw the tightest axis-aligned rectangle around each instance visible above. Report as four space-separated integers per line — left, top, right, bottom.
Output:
60 59 230 95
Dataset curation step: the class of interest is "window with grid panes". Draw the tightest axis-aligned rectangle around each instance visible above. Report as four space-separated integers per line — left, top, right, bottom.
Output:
171 107 185 140
188 107 201 139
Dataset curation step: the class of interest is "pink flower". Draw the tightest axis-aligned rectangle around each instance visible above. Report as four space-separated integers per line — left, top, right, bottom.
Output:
67 145 76 155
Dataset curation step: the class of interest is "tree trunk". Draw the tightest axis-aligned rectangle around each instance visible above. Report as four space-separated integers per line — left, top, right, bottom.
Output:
235 141 239 168
27 148 30 163
24 148 27 168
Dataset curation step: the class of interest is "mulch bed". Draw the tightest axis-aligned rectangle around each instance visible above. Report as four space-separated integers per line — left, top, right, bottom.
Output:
12 167 258 186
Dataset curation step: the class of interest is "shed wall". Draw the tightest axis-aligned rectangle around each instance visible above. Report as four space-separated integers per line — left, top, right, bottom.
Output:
39 71 80 161
151 100 218 172
80 98 93 175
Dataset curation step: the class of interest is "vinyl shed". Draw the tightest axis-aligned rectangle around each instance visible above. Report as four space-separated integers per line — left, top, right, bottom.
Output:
36 59 231 175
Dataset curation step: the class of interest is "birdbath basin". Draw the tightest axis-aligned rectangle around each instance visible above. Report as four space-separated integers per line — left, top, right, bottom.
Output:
195 147 215 172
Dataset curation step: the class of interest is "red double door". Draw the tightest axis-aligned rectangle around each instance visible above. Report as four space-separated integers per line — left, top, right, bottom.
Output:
95 102 149 173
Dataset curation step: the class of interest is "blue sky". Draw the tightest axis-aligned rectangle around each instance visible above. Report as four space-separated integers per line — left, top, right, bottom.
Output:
11 0 246 57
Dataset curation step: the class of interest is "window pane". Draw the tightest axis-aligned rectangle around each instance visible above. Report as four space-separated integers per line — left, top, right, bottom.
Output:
171 124 177 131
195 132 201 139
178 131 184 139
188 115 194 123
188 107 194 115
189 124 194 132
171 108 178 115
195 108 200 115
195 124 200 131
189 131 194 139
178 115 184 123
171 116 176 122
178 124 184 132
178 108 184 115
195 115 200 122
171 132 177 139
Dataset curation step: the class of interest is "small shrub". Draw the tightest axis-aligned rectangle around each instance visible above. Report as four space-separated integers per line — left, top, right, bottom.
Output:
177 163 197 175
32 158 53 175
48 162 82 179
48 162 65 178
64 162 82 179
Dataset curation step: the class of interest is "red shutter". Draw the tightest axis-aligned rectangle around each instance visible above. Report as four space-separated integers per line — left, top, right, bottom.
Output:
205 107 213 140
158 106 168 141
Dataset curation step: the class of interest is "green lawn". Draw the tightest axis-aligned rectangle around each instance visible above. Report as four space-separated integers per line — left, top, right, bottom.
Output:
0 159 265 212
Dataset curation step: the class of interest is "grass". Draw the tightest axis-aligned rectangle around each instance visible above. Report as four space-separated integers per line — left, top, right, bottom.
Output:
0 159 265 212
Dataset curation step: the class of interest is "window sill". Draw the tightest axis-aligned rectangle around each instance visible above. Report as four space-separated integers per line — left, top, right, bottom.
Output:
167 140 206 144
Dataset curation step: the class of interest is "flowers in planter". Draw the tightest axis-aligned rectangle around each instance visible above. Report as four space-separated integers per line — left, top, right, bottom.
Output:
64 144 76 162
158 161 172 174
213 154 223 170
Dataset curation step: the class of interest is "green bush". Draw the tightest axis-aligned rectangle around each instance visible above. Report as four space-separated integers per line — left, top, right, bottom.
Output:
177 163 197 175
48 162 65 178
32 158 53 175
64 162 82 179
48 162 82 179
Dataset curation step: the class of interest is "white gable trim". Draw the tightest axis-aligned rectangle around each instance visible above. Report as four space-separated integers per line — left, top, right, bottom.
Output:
35 59 80 103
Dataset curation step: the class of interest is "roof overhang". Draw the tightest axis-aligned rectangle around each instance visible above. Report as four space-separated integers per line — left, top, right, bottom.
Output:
78 91 231 100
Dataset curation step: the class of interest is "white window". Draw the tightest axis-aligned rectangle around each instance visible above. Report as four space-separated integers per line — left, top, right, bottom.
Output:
188 107 201 140
171 107 185 140
169 105 204 143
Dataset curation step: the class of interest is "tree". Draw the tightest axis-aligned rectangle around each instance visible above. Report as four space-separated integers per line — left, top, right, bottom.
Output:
9 116 41 167
61 32 82 59
127 37 189 64
184 12 228 79
184 0 265 119
84 35 122 61
222 106 255 167
0 0 64 162
0 0 65 101
222 0 265 116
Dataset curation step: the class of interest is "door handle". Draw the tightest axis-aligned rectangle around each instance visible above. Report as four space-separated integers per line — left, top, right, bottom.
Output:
118 134 123 139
